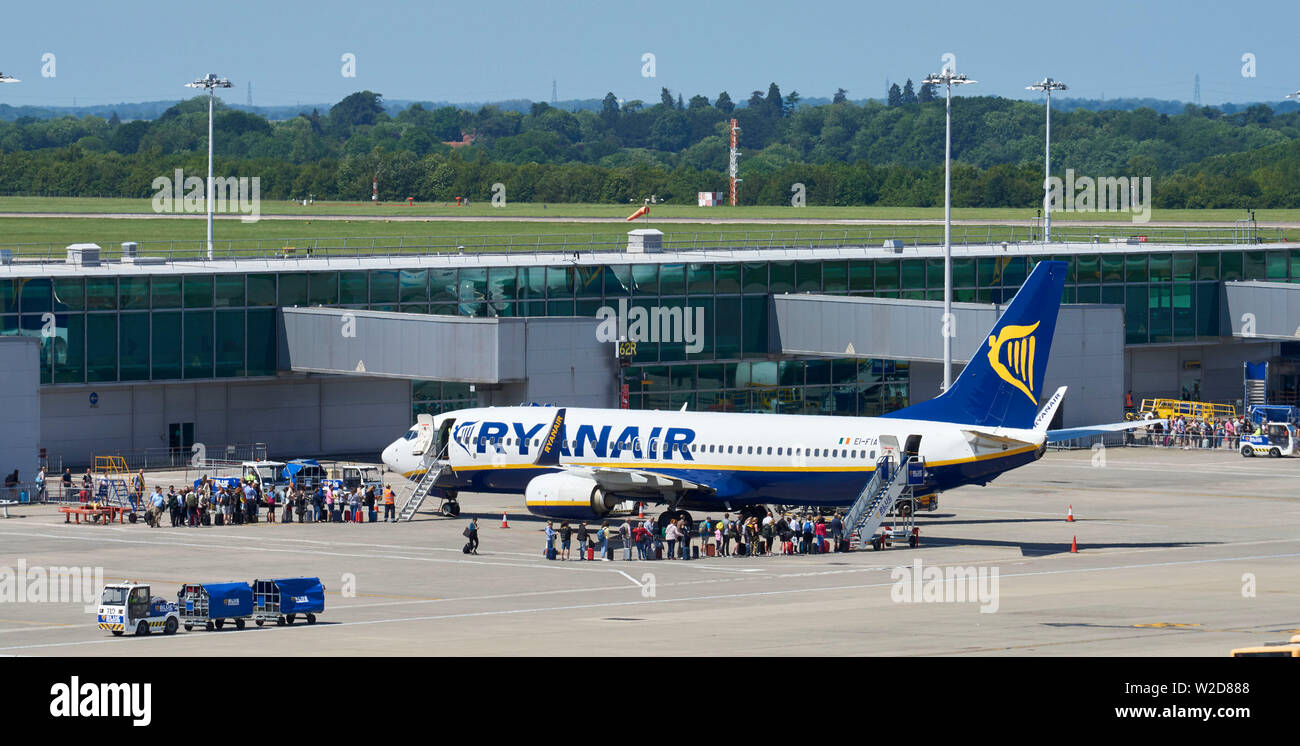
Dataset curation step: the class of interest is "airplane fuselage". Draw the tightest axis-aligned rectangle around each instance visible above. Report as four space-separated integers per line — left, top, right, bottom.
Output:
388 406 1045 511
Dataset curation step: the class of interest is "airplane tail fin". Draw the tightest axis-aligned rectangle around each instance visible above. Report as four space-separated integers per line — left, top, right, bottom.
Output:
533 408 567 467
885 260 1068 430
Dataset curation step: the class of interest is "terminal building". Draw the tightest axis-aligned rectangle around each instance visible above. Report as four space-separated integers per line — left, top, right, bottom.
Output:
2 228 1298 476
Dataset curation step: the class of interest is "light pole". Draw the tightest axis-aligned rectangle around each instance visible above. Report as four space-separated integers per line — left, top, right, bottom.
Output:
1026 78 1068 244
185 74 233 260
922 71 976 392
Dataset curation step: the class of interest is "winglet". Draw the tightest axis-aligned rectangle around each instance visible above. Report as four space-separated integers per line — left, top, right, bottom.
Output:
534 408 567 467
1033 386 1068 432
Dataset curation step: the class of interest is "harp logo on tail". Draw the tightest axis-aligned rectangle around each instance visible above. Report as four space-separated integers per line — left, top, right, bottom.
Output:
987 321 1040 405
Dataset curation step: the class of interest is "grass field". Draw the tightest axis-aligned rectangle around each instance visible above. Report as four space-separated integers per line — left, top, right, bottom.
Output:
1 196 1298 223
0 197 1295 256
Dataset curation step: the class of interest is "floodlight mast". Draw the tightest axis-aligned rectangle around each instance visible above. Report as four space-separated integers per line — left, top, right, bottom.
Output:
1026 78 1068 244
185 74 234 260
921 71 976 392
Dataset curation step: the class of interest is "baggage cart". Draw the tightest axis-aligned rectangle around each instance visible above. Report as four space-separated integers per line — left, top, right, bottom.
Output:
179 581 254 631
250 577 325 626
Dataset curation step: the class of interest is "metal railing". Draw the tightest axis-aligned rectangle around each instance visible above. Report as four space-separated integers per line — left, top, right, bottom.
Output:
83 443 268 473
0 224 1289 266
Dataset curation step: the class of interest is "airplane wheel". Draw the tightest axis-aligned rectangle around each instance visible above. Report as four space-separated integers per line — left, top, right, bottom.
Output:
112 630 124 636
135 621 150 636
306 613 317 624
164 618 178 635
447 501 461 517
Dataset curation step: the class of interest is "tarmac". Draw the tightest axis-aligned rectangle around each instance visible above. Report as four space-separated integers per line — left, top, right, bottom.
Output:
1 447 1296 656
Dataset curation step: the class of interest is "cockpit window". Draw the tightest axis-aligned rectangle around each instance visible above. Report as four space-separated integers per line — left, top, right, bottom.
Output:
403 429 420 441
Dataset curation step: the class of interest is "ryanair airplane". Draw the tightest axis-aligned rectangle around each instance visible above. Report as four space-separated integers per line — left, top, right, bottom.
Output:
382 261 1146 523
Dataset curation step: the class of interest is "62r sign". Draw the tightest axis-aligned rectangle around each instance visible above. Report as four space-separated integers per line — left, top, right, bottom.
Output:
617 341 638 357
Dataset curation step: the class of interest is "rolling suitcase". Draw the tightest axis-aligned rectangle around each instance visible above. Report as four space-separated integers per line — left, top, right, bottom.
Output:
692 545 699 559
233 511 244 525
369 509 377 523
586 545 595 561
201 512 210 526
546 547 557 560
654 545 662 560
462 542 473 554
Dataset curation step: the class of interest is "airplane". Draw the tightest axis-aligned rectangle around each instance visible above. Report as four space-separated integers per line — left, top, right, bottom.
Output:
381 260 1155 524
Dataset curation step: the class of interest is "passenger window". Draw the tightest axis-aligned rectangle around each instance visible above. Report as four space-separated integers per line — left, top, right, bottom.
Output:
727 446 733 454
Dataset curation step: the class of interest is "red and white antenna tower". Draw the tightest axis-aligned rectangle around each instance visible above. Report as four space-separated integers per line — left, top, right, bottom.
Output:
728 118 741 206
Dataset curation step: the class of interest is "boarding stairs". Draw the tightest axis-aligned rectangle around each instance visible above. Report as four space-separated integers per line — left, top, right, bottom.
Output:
94 456 134 511
845 454 914 549
1245 380 1267 408
397 461 448 522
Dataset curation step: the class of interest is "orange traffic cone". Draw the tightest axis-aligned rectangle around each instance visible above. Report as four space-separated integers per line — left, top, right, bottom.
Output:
637 503 645 519
501 512 510 529
1067 505 1075 522
1070 535 1078 553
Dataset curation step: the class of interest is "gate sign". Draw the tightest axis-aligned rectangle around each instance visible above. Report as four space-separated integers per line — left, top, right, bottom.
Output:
907 460 926 486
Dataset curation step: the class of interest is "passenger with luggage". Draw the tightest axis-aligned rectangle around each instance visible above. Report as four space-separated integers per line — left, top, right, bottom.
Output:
575 523 588 560
664 519 678 560
633 522 650 560
830 512 844 551
544 521 556 559
619 519 632 560
464 517 479 555
186 489 199 526
348 488 361 524
363 486 376 522
147 488 164 528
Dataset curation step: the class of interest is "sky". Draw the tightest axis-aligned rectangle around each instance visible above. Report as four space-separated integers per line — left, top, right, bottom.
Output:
1 0 1297 109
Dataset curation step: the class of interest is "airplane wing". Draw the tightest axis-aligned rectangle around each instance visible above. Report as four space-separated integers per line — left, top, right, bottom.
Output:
551 463 711 495
1046 419 1167 442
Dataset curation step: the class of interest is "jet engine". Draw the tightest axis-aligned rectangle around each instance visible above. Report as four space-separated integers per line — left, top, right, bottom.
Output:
524 473 618 520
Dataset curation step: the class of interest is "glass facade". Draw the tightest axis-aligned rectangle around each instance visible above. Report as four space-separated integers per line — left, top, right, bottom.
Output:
4 247 1297 406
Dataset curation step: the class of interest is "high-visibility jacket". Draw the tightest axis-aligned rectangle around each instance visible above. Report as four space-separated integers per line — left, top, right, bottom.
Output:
383 489 395 505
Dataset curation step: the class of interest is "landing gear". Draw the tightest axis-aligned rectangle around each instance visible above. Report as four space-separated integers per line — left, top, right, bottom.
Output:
656 509 693 529
439 490 461 517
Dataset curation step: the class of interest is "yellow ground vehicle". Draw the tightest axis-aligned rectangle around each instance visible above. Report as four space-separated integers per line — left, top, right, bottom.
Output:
1230 634 1300 657
1126 398 1236 422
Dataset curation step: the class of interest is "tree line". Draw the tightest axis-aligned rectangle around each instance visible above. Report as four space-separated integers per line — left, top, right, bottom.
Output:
0 85 1297 208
